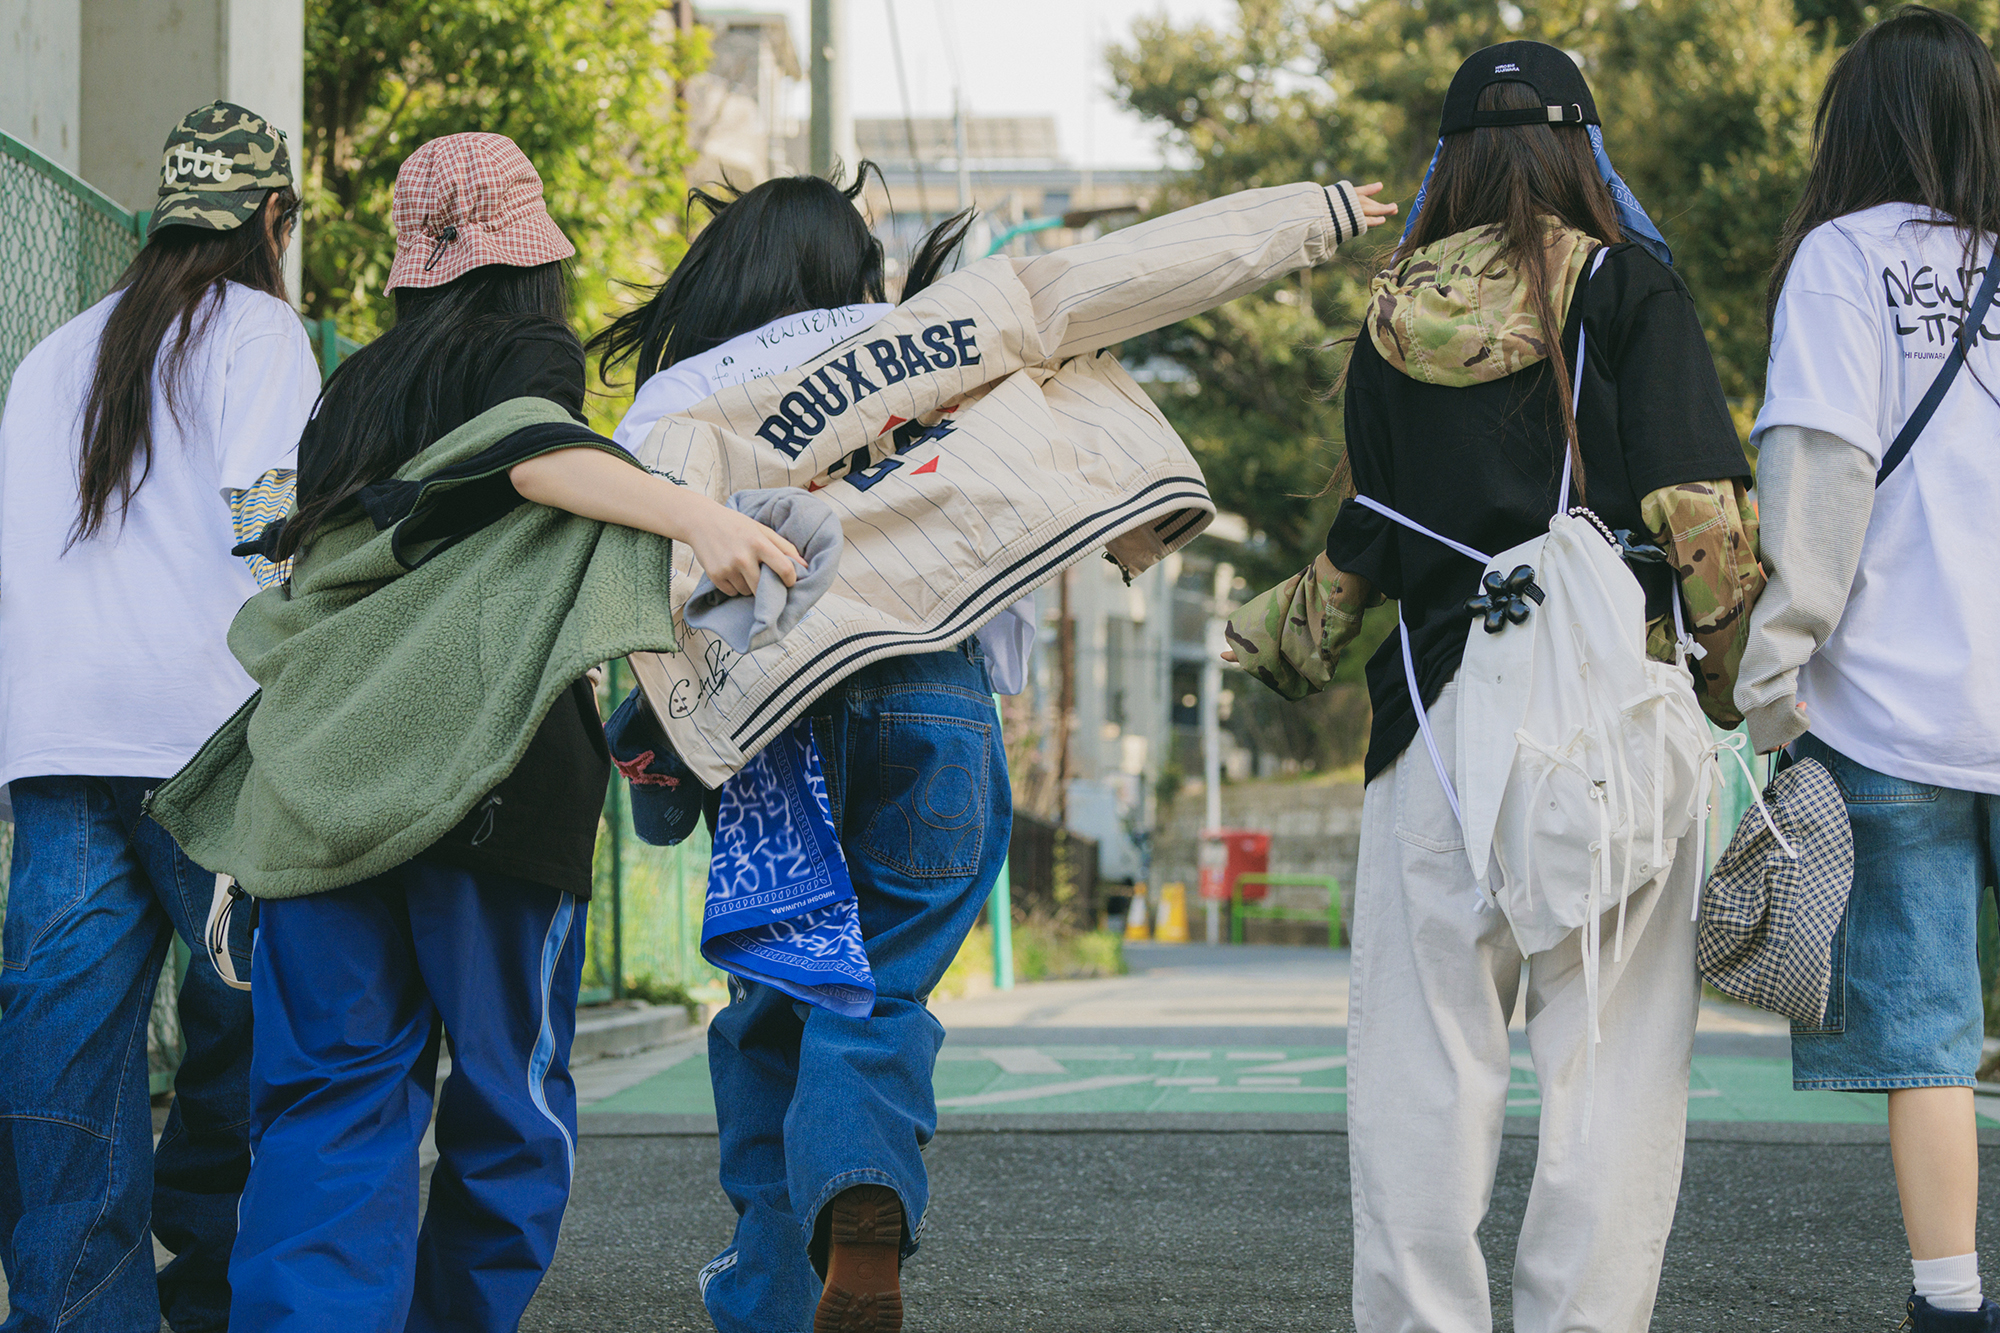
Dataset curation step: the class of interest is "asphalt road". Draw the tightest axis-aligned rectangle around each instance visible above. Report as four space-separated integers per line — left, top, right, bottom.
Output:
524 1127 2000 1332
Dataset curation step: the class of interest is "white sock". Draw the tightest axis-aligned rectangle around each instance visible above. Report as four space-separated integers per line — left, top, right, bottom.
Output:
1913 1253 1983 1312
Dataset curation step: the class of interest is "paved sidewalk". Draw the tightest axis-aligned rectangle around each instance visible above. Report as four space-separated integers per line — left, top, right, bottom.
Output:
525 942 2000 1330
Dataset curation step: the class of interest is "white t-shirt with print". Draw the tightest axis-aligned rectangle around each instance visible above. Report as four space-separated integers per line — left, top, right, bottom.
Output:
1754 202 2000 791
611 303 1039 694
0 282 318 809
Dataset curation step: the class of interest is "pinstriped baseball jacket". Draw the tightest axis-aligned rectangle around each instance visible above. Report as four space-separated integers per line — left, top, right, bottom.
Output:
629 180 1373 786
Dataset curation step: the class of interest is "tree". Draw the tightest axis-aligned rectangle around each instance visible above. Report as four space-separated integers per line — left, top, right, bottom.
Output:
1110 0 1843 580
303 0 705 419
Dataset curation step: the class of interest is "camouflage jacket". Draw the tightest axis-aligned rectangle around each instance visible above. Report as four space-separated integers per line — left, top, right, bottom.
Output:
1641 478 1763 728
1367 220 1595 386
1227 479 1763 725
1224 553 1381 700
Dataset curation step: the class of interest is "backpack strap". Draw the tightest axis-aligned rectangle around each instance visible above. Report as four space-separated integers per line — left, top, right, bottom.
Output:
1556 247 1611 514
1875 246 2000 487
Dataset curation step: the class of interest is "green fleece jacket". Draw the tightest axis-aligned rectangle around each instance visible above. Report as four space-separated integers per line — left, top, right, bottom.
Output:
147 398 680 898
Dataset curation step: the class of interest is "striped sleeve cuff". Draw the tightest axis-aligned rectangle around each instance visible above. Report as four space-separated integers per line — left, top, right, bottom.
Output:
1323 181 1366 246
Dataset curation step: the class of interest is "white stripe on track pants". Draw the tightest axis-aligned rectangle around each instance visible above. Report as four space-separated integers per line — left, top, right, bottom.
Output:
1347 680 1701 1333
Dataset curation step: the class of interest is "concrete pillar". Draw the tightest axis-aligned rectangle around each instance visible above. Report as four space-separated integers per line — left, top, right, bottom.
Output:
80 0 303 297
0 0 82 169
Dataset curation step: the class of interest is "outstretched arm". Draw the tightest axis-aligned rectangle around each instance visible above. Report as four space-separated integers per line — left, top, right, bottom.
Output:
1014 182 1398 362
510 447 804 598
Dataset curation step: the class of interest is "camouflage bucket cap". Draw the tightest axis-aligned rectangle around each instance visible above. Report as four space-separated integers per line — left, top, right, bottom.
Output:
150 101 293 237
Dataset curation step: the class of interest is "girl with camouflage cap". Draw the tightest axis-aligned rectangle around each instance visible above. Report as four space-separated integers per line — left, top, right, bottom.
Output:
1226 42 1762 1332
0 99 313 1333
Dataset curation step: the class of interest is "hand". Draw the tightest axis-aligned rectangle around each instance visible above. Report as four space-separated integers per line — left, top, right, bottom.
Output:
1350 182 1399 231
1220 649 1239 664
684 496 807 598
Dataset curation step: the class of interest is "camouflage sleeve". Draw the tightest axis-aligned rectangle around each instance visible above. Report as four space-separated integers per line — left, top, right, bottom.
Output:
1642 479 1764 729
1224 554 1378 701
226 467 296 590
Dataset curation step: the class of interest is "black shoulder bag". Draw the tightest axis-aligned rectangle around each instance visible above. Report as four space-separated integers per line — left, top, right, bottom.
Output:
1875 252 2000 486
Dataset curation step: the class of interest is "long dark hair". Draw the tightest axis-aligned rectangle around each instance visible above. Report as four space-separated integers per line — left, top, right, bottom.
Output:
278 260 572 559
588 162 973 385
1767 5 2000 330
72 189 296 546
1391 79 1622 497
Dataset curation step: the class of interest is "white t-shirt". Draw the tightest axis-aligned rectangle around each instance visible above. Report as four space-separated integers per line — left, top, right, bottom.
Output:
0 282 318 808
1754 202 2000 791
611 303 894 453
611 303 1038 694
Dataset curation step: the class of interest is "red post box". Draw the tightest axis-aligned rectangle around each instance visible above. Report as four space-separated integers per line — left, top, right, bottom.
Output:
1197 829 1271 901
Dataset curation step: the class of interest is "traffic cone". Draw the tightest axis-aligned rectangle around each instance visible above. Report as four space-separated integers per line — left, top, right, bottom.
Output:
1123 884 1151 940
1154 882 1190 943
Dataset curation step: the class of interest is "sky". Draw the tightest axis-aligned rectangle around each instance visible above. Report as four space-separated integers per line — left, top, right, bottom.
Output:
751 0 1237 169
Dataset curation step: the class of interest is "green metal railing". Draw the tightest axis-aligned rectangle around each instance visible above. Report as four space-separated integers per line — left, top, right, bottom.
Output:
1231 872 1344 946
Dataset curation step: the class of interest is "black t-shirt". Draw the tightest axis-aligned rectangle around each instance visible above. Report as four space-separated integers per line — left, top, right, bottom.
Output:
303 326 610 897
1326 243 1751 782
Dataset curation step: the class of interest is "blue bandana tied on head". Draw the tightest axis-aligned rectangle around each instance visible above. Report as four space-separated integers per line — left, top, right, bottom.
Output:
702 719 876 1016
1402 126 1673 268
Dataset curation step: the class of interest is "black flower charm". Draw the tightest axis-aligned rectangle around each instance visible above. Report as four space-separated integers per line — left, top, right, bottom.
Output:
1465 564 1546 634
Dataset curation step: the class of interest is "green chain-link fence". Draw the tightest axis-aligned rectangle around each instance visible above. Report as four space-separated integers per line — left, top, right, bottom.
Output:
0 131 147 402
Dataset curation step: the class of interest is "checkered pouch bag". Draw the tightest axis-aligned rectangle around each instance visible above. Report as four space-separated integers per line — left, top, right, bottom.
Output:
1696 757 1854 1025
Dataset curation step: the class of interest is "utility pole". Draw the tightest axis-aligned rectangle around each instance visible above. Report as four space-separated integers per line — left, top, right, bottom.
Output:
1200 561 1234 942
953 90 972 211
809 0 850 178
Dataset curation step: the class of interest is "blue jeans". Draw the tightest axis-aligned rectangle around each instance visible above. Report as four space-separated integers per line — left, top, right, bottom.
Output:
226 859 586 1333
700 644 1011 1333
0 775 253 1333
1790 734 1989 1090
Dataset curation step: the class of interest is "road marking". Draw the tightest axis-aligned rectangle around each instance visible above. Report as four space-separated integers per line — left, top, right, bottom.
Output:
1239 1076 1303 1086
983 1048 1067 1075
1189 1085 1338 1095
1225 1051 1287 1060
1154 1077 1221 1086
1152 1051 1212 1060
938 1075 1158 1107
1238 1055 1347 1074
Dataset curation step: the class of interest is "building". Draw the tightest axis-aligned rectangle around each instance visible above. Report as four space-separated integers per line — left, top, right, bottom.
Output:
850 114 1164 281
3 0 304 293
684 8 803 189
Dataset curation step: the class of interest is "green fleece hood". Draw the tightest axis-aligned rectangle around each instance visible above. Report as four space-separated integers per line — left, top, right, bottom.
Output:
148 398 680 898
1366 221 1595 386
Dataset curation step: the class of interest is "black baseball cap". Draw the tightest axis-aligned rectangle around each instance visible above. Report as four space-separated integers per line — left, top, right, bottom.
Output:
1438 41 1600 136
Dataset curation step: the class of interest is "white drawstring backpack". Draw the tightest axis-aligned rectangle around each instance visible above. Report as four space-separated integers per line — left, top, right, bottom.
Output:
1357 251 1774 1058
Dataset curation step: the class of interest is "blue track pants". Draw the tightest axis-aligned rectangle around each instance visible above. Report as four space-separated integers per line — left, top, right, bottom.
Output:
226 859 586 1333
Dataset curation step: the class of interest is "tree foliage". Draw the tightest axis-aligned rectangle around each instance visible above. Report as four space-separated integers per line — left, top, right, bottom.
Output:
303 0 705 414
1108 0 1869 586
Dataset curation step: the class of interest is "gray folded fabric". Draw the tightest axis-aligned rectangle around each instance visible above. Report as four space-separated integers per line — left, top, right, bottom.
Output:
685 487 844 653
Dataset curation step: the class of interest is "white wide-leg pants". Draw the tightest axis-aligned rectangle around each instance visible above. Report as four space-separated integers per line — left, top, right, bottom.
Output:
1347 681 1701 1333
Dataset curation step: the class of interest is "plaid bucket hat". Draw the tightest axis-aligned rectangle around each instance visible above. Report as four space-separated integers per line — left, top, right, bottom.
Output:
1697 757 1854 1026
385 133 575 291
150 101 293 237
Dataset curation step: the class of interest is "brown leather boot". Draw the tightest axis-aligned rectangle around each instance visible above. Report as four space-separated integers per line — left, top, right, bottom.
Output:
813 1185 904 1333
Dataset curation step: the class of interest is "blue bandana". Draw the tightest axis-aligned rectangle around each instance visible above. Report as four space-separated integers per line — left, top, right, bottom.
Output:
702 719 875 1017
1402 126 1673 268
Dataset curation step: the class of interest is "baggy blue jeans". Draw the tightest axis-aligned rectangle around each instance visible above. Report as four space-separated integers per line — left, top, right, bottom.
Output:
226 860 586 1333
699 643 1012 1332
0 775 254 1333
